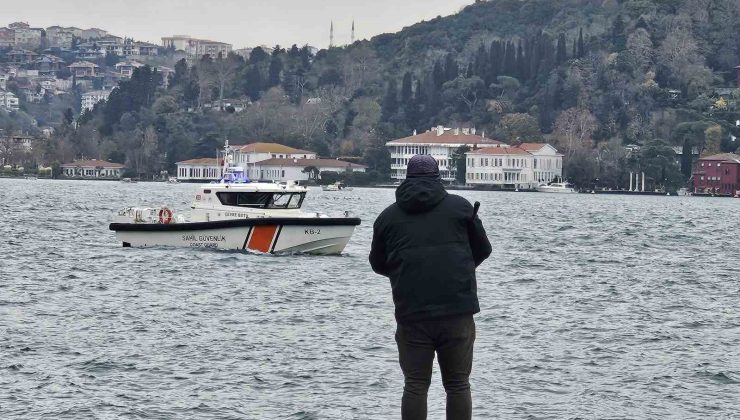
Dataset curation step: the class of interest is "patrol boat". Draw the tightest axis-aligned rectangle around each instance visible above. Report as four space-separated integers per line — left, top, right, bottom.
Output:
109 144 361 255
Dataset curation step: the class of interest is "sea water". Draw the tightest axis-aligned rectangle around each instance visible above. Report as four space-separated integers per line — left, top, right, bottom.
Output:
0 178 738 419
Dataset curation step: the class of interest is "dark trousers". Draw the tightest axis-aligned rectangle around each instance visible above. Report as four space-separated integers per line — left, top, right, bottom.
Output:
395 315 475 420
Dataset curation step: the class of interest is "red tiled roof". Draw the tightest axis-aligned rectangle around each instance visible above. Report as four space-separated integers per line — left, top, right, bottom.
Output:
60 159 124 168
471 146 530 155
234 142 314 155
388 130 505 146
519 143 547 151
699 153 740 164
176 158 220 165
256 158 367 169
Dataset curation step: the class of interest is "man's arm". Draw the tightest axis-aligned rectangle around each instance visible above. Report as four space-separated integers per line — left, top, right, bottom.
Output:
468 214 492 267
369 220 390 277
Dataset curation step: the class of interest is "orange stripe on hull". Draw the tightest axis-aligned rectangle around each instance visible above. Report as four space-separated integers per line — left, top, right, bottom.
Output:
247 225 278 253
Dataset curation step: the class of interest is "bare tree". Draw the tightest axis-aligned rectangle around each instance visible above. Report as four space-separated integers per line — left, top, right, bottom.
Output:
212 54 238 109
553 108 598 159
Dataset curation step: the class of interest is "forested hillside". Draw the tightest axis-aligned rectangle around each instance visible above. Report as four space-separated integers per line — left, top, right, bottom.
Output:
43 0 740 187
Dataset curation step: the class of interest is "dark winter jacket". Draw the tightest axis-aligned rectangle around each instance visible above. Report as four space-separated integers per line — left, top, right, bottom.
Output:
369 177 492 322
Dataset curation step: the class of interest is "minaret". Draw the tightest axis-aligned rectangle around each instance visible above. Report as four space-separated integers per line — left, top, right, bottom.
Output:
351 20 355 44
329 21 334 48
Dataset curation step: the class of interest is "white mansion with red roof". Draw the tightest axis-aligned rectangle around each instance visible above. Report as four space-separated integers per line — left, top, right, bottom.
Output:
466 143 563 189
387 126 563 187
176 142 365 182
61 159 125 178
387 126 507 181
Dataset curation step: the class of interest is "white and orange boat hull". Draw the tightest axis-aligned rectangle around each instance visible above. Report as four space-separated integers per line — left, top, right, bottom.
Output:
109 218 360 255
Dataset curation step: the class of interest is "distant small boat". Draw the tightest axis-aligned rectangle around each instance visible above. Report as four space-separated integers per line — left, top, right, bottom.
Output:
536 182 576 193
322 182 352 191
166 178 179 184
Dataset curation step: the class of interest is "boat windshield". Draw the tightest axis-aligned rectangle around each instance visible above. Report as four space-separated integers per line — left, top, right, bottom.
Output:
216 192 305 209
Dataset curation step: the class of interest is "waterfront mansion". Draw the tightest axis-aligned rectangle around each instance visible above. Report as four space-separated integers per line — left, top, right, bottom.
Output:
387 126 563 188
387 126 506 182
176 142 365 182
466 143 563 189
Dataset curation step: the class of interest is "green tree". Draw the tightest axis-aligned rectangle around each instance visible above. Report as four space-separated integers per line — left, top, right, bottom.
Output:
302 165 320 180
450 145 470 184
499 113 542 142
639 140 685 191
268 52 283 88
381 79 399 121
703 124 722 156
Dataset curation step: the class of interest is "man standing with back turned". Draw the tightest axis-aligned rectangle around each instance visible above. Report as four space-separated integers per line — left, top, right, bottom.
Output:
369 154 492 420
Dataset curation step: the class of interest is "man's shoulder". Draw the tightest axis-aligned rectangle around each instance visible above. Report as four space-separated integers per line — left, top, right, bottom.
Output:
373 203 402 227
442 193 473 210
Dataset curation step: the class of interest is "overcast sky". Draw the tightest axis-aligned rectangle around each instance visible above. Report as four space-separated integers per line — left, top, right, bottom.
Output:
10 0 472 49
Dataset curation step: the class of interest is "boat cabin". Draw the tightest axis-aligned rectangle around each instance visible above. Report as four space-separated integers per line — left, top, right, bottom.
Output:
192 182 308 212
215 190 305 209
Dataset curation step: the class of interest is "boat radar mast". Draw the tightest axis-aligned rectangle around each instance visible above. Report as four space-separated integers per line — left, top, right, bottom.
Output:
219 139 249 184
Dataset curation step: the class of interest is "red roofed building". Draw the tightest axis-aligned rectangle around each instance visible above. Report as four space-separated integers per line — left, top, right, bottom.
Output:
255 158 366 181
466 143 563 188
176 158 221 181
692 153 740 196
231 142 317 180
61 159 125 178
387 126 508 181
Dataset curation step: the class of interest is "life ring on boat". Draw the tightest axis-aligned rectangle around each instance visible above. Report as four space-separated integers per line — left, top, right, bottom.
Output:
158 207 173 224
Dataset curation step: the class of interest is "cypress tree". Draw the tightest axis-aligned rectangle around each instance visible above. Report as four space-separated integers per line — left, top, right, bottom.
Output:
488 40 501 83
556 33 567 64
404 78 422 131
245 66 263 100
612 15 627 51
474 44 488 78
516 41 525 80
268 54 283 88
381 79 399 121
401 72 413 104
572 38 577 60
432 61 445 89
444 53 458 81
577 28 585 58
425 72 442 123
504 41 517 76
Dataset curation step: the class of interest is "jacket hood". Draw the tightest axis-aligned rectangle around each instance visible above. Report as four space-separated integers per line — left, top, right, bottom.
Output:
395 177 448 214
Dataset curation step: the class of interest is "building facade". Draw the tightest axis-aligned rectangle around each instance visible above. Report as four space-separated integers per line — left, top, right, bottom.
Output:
465 143 563 189
0 27 15 47
161 35 232 57
175 158 222 181
387 126 507 182
175 142 360 182
115 60 144 78
81 90 111 111
68 61 101 78
230 142 316 180
13 26 42 49
692 153 740 196
61 159 125 178
254 158 366 182
81 28 107 40
45 26 74 48
0 90 20 111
